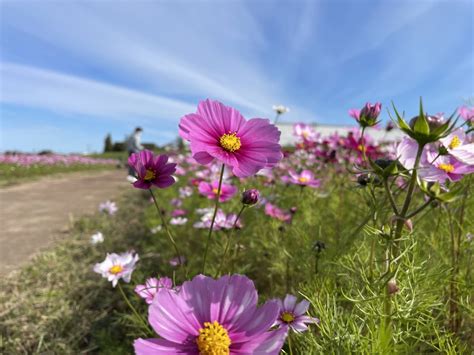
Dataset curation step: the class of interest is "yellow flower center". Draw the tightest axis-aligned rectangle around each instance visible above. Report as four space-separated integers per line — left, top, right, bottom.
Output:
212 188 219 194
438 163 454 173
298 177 309 183
281 311 295 323
109 265 123 275
357 144 366 152
196 321 231 355
448 136 461 149
144 169 156 181
219 132 241 152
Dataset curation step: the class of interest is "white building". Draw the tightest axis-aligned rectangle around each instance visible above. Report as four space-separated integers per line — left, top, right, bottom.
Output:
276 123 404 146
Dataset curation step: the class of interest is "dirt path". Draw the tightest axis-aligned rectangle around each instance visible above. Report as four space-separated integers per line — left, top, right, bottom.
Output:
0 169 129 274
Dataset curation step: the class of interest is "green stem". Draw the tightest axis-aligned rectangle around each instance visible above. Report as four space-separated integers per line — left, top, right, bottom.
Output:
149 189 187 275
215 205 246 277
448 176 470 333
369 236 376 281
117 283 151 333
274 113 281 125
383 178 399 215
405 197 434 219
360 126 368 164
288 332 294 355
382 143 424 336
201 164 225 274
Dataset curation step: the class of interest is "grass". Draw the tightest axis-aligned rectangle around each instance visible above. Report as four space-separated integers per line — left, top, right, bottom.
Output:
0 165 472 353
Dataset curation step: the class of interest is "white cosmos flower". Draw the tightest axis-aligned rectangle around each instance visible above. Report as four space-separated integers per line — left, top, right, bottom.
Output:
93 251 139 287
150 225 163 234
170 217 188 225
90 232 104 245
272 105 290 114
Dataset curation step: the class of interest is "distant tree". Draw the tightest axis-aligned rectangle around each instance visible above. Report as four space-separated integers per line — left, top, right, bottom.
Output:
143 143 158 151
112 142 125 152
104 134 113 152
176 137 185 152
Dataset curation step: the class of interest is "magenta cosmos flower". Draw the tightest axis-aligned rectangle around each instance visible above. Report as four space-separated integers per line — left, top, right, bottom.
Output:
135 277 173 305
287 170 321 188
275 294 319 333
134 274 287 354
128 150 177 189
179 99 283 177
198 180 238 202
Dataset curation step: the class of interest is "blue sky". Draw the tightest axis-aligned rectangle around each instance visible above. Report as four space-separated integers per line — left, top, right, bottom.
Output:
0 0 472 153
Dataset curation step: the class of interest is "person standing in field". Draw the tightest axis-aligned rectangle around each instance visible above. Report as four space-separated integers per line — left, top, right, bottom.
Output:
126 127 144 181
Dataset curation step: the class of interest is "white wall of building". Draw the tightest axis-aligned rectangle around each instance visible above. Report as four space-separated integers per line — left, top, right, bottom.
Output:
276 123 404 146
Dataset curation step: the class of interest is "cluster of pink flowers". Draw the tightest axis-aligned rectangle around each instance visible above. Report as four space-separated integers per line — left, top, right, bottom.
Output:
92 98 474 354
398 128 474 183
0 153 117 167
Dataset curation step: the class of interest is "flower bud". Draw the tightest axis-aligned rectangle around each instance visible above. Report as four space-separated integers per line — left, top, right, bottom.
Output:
357 173 381 187
358 102 382 127
387 278 399 295
409 114 444 131
312 240 326 253
241 189 259 205
374 159 395 170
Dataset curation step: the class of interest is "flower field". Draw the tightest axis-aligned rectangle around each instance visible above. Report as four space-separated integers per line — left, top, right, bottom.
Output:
1 100 473 354
0 153 120 185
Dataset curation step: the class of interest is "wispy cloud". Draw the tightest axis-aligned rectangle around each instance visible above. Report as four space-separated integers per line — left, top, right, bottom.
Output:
0 63 195 120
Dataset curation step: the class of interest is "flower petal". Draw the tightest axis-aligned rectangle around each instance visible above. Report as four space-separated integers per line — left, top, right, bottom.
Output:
134 338 197 354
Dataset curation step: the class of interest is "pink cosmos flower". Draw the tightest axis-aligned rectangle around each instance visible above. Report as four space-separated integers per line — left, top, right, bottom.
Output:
293 123 318 141
198 181 238 202
93 251 139 287
193 209 242 230
348 108 361 120
275 294 319 333
169 256 187 267
287 170 321 188
128 150 177 189
420 152 474 183
135 277 173 305
397 137 474 183
171 198 183 207
265 203 292 223
439 129 474 165
459 106 474 123
179 99 283 177
134 274 288 354
171 209 188 217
